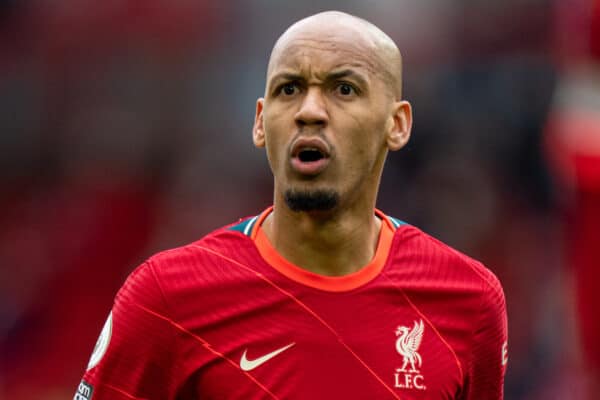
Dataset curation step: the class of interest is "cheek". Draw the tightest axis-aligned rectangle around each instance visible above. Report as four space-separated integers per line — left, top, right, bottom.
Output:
263 112 288 171
263 134 281 171
336 113 389 177
345 112 387 152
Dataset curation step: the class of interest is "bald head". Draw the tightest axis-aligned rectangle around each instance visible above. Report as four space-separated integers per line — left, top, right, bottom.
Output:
267 11 403 99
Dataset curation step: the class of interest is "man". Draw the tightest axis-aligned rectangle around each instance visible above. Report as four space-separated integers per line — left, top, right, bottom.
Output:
75 11 507 399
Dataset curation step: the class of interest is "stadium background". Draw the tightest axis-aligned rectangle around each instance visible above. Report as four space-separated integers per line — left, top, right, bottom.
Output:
1 0 599 398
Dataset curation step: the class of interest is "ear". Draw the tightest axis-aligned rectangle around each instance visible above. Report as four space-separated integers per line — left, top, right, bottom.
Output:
253 98 266 148
386 100 412 151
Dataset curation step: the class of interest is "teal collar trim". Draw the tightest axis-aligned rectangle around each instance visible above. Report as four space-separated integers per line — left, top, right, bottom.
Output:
228 215 260 236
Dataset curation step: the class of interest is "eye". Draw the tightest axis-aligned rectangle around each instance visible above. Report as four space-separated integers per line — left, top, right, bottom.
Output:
335 82 357 96
279 82 299 96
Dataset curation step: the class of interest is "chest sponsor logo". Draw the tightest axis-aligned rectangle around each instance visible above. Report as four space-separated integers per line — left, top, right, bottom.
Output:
394 319 426 391
73 380 93 400
240 343 295 371
87 312 113 371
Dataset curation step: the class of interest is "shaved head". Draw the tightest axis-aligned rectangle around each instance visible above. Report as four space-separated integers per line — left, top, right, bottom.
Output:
267 11 403 99
254 10 413 218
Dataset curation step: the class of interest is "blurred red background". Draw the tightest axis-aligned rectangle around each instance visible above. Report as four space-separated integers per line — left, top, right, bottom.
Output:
0 1 599 399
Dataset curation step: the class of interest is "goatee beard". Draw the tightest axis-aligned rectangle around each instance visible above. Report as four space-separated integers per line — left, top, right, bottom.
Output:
284 189 339 212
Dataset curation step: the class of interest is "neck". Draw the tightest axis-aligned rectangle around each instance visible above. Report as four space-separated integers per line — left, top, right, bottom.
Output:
261 201 382 276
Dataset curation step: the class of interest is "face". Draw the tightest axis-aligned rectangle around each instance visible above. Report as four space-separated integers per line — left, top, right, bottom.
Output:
253 25 411 213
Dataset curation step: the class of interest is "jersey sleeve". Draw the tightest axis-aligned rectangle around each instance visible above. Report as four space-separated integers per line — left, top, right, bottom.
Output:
464 269 508 399
74 261 183 400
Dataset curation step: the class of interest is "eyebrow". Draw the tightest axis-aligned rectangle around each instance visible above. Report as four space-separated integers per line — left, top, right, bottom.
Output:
268 72 303 87
268 69 369 90
327 69 369 87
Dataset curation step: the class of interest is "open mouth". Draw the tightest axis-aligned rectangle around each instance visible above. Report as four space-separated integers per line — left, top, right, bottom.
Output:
297 148 325 163
290 138 331 175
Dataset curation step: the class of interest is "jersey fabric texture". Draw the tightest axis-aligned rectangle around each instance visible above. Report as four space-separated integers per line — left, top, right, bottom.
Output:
76 207 508 399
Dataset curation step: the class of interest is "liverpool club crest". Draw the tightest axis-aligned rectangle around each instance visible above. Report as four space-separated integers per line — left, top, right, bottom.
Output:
394 319 426 390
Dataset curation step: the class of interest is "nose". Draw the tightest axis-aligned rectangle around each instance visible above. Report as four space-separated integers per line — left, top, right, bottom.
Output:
294 87 328 127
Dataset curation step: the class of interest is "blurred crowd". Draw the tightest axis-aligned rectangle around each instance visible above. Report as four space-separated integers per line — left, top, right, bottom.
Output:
0 1 599 399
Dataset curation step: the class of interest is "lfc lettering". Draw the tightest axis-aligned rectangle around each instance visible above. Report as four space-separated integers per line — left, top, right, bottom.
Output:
394 369 426 390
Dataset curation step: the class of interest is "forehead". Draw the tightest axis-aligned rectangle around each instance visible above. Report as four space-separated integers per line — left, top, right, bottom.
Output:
268 29 382 80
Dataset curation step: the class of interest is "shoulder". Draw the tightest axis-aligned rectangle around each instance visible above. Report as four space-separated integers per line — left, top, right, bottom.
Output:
386 217 504 298
117 214 258 292
146 214 259 273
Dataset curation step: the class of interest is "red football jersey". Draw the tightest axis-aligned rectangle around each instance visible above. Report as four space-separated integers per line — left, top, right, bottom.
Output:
75 207 507 399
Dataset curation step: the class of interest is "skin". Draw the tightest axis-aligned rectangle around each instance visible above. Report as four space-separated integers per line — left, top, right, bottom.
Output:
252 11 413 276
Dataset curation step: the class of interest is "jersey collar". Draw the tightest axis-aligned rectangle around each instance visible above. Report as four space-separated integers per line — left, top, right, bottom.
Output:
251 207 396 292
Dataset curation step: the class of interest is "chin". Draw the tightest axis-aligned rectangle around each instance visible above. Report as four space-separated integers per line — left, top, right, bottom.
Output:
284 188 339 212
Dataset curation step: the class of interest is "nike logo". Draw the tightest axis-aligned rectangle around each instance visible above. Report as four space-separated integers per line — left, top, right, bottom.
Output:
240 343 295 371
